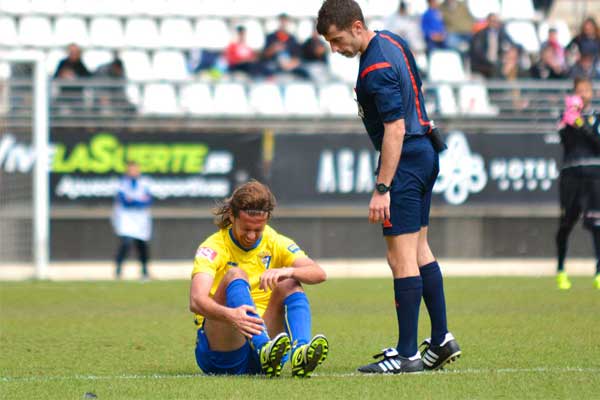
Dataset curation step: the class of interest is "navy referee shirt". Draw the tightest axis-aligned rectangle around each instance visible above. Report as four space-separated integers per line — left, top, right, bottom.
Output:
355 30 431 151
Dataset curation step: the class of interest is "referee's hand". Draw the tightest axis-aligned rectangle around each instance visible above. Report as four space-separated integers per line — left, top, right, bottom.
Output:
369 191 390 224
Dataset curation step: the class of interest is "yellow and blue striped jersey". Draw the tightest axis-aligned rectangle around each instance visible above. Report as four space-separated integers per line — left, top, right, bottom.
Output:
191 225 307 328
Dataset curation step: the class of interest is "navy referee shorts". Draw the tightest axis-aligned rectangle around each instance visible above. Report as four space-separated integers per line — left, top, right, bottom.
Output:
382 135 439 236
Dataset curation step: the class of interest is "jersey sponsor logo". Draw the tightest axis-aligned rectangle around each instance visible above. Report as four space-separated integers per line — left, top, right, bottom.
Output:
196 246 217 261
287 243 300 253
226 261 238 267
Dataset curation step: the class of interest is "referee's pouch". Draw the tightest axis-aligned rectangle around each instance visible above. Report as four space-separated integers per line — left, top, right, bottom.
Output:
427 125 447 153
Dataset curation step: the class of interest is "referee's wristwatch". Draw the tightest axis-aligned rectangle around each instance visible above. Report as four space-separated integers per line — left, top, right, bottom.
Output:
375 182 391 194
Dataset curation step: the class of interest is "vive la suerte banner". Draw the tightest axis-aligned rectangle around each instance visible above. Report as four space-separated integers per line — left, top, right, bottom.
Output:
0 129 263 205
269 131 562 206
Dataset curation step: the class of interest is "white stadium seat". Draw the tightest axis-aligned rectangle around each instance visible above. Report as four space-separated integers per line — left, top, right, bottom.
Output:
152 50 189 81
284 83 321 115
328 53 359 83
124 18 160 49
248 83 286 116
179 83 214 115
121 50 153 81
54 17 89 47
319 83 357 116
131 0 169 17
538 20 572 48
94 0 134 16
364 0 398 18
436 84 458 116
213 83 251 115
198 0 235 17
428 50 466 82
195 18 231 51
160 19 195 49
83 49 114 73
30 0 64 15
458 83 499 116
89 18 124 48
501 0 535 20
0 17 19 46
506 21 540 53
368 18 385 32
45 49 66 75
142 83 180 115
240 19 265 50
0 0 31 15
237 0 279 18
296 19 315 43
126 83 142 107
467 0 500 20
19 16 54 47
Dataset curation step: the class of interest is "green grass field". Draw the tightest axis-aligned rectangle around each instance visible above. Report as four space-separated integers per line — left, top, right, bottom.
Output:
1 277 599 399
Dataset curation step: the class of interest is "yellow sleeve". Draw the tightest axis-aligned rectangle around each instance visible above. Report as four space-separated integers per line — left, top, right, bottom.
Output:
272 231 307 268
191 237 226 278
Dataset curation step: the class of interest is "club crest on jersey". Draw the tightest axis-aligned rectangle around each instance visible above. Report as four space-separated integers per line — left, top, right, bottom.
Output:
258 251 272 269
287 243 300 253
196 246 217 261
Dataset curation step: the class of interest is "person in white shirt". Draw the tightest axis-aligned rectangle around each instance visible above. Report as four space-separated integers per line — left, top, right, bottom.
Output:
112 161 153 280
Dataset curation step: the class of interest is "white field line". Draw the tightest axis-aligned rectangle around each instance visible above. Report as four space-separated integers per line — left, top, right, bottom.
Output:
2 367 600 383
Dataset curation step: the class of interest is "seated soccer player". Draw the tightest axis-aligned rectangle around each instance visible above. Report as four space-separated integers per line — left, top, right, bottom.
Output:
189 180 329 377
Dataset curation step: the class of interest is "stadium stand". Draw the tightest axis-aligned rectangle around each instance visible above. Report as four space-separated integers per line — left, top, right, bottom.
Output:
0 0 597 124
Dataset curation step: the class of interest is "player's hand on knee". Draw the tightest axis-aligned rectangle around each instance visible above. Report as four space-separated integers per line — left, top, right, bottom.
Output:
230 305 265 338
259 267 293 292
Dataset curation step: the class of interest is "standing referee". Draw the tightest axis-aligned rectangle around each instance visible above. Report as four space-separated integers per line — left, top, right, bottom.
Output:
556 77 600 290
317 0 461 373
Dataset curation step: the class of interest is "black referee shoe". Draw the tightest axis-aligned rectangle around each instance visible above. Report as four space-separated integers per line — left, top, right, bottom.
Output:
357 348 424 374
420 332 461 370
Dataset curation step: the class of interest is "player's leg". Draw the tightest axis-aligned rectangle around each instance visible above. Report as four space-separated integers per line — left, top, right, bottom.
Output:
262 279 328 378
556 171 582 289
358 232 424 374
115 236 132 278
417 226 461 370
581 176 600 289
133 239 149 279
197 268 279 375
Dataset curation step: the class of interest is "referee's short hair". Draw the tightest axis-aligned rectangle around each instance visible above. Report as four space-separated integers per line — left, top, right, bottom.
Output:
316 0 365 35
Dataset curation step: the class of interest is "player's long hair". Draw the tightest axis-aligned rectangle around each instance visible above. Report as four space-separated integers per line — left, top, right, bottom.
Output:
213 180 277 229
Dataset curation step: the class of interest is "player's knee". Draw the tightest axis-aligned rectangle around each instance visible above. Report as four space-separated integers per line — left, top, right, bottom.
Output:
273 278 302 297
223 268 249 284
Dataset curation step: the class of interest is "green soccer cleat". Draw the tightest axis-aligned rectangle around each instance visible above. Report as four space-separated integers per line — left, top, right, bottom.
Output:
593 274 600 290
259 332 291 378
291 334 329 378
557 272 572 290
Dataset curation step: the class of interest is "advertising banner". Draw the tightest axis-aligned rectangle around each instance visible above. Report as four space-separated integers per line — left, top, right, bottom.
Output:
0 129 263 205
270 131 561 206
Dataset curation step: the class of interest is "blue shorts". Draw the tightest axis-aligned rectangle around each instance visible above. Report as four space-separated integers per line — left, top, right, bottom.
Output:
194 327 261 375
382 135 439 236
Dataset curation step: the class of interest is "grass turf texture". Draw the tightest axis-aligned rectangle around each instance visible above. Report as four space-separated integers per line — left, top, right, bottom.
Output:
1 277 599 399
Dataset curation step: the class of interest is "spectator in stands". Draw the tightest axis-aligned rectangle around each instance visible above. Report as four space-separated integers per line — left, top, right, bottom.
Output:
499 45 529 109
533 0 554 17
262 13 309 79
94 53 136 115
53 43 91 114
469 13 515 78
54 43 91 79
112 161 153 281
530 37 568 80
569 54 600 80
421 0 448 54
566 17 600 64
440 0 474 56
301 27 330 83
384 1 425 55
225 26 264 78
